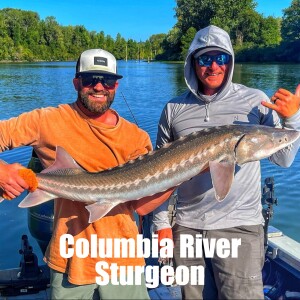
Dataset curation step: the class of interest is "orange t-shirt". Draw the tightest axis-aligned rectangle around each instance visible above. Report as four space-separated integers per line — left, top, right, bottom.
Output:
0 102 152 284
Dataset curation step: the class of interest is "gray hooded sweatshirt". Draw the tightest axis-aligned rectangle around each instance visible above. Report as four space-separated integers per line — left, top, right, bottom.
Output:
152 25 300 231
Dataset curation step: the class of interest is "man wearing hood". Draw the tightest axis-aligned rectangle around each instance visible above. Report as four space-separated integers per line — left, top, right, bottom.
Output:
152 25 300 299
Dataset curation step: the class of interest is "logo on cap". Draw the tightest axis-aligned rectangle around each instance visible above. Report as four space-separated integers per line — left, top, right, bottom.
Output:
94 57 108 66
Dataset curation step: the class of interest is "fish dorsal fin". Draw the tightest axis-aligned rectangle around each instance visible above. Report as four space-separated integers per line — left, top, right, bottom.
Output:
209 161 235 202
42 146 84 174
85 202 120 223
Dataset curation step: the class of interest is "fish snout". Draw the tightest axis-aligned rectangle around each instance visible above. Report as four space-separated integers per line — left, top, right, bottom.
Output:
274 129 300 146
235 128 300 165
287 129 300 143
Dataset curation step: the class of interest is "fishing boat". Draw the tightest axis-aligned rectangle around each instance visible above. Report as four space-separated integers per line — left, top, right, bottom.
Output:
0 157 299 299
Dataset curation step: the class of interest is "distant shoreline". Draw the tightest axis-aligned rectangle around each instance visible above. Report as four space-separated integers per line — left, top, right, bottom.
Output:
0 59 75 63
1 59 298 64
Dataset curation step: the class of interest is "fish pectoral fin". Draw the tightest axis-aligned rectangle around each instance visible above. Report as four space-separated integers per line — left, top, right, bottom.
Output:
209 161 235 202
18 189 56 208
85 202 119 223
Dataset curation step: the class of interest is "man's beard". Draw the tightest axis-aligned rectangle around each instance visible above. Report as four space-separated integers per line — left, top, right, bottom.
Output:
78 90 115 114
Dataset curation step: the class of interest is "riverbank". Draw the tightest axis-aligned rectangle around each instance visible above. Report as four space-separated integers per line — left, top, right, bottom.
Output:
0 39 299 65
235 40 300 63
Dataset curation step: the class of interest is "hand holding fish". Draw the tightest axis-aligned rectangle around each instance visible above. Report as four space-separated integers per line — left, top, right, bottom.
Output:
0 162 31 200
156 228 173 264
262 84 300 118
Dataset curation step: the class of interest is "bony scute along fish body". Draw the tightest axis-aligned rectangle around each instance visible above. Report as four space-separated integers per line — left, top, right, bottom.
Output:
16 124 300 223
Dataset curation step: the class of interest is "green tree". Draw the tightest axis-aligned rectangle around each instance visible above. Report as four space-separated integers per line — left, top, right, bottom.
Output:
260 17 281 46
61 26 77 59
127 39 139 60
159 26 181 60
114 33 126 59
41 17 65 60
281 0 300 42
105 35 115 53
2 8 22 46
0 8 136 61
175 0 257 39
210 0 257 41
0 13 13 60
175 0 213 34
20 10 41 48
97 31 106 48
89 31 99 48
149 33 166 58
233 10 262 46
143 40 152 60
180 27 197 59
165 0 260 59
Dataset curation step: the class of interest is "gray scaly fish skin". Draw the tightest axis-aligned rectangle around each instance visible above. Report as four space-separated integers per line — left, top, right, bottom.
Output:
18 124 300 222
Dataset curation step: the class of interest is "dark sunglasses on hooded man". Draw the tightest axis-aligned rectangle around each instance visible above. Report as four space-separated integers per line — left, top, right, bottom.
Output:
197 52 230 67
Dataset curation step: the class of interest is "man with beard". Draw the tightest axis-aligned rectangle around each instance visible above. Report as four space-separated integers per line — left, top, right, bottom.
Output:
0 49 173 299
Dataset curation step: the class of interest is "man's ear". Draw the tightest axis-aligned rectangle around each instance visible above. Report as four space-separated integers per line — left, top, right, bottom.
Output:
114 82 119 90
73 78 79 91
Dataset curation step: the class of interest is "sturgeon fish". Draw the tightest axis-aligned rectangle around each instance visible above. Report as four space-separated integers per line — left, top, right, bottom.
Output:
18 124 300 222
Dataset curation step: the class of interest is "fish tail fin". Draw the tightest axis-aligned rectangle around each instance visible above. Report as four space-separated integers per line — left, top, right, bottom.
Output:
18 189 56 208
18 146 84 209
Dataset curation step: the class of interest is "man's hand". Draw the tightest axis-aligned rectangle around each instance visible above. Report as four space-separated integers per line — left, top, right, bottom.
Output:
262 84 300 118
0 163 29 200
156 227 173 264
156 227 173 246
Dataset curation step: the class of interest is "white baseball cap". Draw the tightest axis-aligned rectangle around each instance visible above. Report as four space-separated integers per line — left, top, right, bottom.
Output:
75 49 123 79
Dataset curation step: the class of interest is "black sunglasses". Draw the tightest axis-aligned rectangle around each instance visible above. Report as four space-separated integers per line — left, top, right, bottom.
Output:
79 75 117 89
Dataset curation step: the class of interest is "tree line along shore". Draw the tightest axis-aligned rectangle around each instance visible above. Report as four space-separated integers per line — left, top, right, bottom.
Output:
0 1 299 63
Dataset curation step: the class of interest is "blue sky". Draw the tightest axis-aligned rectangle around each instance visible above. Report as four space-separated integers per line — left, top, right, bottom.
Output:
0 0 293 41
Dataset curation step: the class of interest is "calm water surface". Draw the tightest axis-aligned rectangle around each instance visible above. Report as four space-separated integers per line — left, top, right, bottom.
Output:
0 61 300 269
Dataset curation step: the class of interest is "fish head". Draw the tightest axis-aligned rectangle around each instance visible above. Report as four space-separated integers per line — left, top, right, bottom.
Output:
235 126 300 164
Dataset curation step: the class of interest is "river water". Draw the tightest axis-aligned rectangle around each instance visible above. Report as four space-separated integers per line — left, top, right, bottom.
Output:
0 60 300 269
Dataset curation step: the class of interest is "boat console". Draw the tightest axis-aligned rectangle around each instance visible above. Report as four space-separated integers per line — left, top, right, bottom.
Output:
0 235 50 298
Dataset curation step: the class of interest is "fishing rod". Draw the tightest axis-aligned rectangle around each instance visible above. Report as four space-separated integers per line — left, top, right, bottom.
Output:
120 91 139 127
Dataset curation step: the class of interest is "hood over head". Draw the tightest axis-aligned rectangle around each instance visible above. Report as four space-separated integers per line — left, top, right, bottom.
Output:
184 25 234 101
